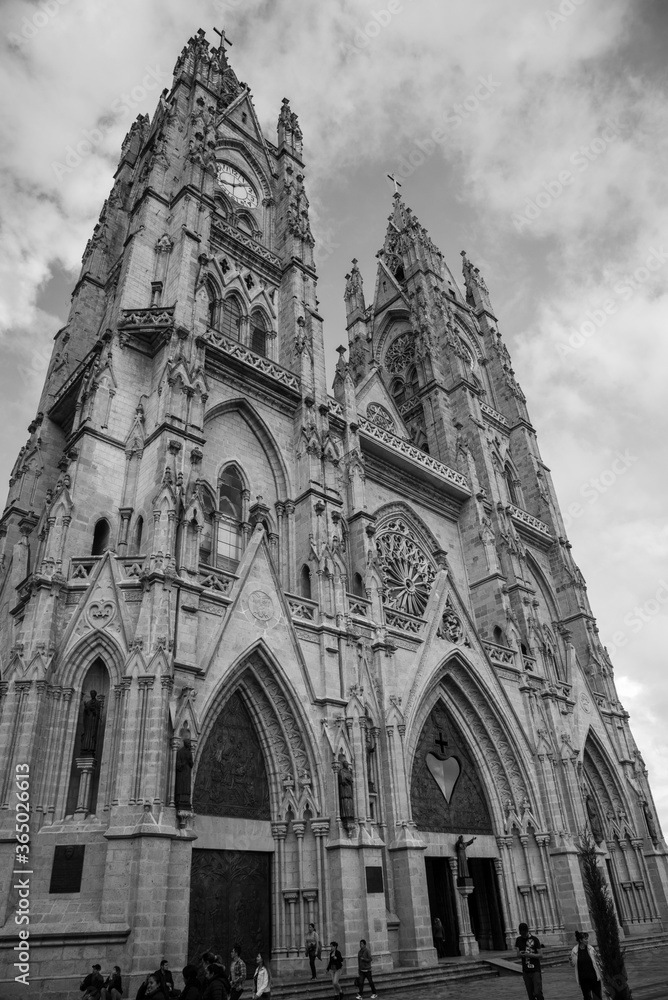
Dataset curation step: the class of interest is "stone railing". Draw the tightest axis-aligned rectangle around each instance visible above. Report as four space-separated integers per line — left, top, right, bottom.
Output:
118 557 145 580
327 397 344 419
286 594 319 623
199 564 237 595
508 503 552 538
69 557 101 582
480 401 509 427
385 607 425 635
358 418 470 492
203 329 300 393
348 596 372 619
211 222 281 269
483 640 518 667
118 305 175 329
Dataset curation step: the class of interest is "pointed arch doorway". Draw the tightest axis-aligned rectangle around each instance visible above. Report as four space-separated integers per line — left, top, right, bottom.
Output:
411 699 506 954
187 690 272 967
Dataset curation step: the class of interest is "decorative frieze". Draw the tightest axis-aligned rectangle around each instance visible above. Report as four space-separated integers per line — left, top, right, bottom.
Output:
358 416 470 492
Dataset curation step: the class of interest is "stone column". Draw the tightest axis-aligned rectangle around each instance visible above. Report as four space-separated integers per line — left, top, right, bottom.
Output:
168 736 180 807
272 821 288 955
632 839 659 920
284 889 299 954
493 855 516 947
448 858 478 956
293 820 306 949
285 501 296 593
74 755 96 816
312 819 330 944
303 889 317 929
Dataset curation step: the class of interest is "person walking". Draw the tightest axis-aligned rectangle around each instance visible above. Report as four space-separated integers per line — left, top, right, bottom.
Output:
355 939 378 999
569 931 603 999
229 943 247 1000
515 922 544 1000
252 954 271 999
327 940 344 998
433 917 445 958
101 965 123 1000
305 922 321 980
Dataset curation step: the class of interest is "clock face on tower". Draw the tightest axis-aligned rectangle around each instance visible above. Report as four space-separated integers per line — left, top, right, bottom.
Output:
216 162 258 208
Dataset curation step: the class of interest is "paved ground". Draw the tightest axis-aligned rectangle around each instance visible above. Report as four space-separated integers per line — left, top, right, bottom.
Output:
396 949 668 1000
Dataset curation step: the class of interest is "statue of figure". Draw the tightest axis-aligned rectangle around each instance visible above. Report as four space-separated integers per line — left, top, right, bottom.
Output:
338 759 355 822
455 835 476 879
81 691 101 754
643 801 659 845
175 737 194 811
585 793 604 844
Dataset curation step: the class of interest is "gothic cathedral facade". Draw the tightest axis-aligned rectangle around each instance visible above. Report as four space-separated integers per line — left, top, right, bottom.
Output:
0 29 666 987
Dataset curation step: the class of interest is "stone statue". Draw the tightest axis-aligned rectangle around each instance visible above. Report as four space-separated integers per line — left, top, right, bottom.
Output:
81 691 101 754
175 737 194 811
338 759 355 822
643 802 659 845
585 793 604 844
455 835 476 879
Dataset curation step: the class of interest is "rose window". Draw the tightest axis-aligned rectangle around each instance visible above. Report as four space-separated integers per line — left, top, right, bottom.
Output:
385 333 415 374
366 402 396 433
375 520 435 616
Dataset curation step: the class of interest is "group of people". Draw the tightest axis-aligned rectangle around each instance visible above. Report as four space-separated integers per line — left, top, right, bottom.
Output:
304 923 378 999
516 923 604 1000
79 949 270 1000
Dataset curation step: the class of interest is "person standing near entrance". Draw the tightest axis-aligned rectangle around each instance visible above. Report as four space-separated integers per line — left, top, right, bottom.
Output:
515 923 544 1000
433 917 445 957
355 939 378 999
252 954 271 999
569 931 603 999
229 943 247 1000
305 922 321 980
327 940 344 998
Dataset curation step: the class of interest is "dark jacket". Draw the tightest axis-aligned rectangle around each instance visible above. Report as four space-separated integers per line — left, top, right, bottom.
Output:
179 985 202 1000
81 971 104 998
104 973 123 995
358 946 372 972
326 949 343 971
154 969 175 994
202 971 229 1000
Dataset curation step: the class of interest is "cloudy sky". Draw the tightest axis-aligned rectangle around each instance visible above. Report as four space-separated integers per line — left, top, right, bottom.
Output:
1 0 667 834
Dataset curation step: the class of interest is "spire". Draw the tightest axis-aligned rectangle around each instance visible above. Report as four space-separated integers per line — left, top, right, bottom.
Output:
377 194 444 283
460 250 493 314
171 27 243 108
344 259 365 310
277 98 303 158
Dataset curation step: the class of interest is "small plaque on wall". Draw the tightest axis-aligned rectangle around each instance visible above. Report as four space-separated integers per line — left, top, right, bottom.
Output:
365 866 384 894
49 845 85 893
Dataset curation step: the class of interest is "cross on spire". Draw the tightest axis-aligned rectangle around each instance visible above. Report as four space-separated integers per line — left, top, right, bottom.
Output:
387 172 402 196
434 731 449 754
213 26 233 55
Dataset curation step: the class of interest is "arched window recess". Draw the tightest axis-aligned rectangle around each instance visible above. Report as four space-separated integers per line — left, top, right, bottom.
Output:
221 294 243 342
250 310 269 357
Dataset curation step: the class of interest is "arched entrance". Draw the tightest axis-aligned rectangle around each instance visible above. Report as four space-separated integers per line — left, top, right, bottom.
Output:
411 698 505 954
188 690 272 965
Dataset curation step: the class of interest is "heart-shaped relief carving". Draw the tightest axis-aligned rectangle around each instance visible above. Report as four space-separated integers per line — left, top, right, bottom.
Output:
87 601 116 629
426 753 461 804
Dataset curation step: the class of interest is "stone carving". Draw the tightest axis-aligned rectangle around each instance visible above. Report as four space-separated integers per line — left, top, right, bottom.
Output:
175 737 194 811
437 603 463 643
338 755 355 822
385 333 415 373
248 590 274 622
81 691 102 754
375 519 436 617
193 692 269 819
366 402 396 433
643 801 659 845
455 834 476 879
585 792 605 844
358 417 469 491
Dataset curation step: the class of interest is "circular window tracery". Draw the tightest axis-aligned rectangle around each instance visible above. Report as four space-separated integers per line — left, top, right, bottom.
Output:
375 519 435 617
385 333 415 374
366 402 396 433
